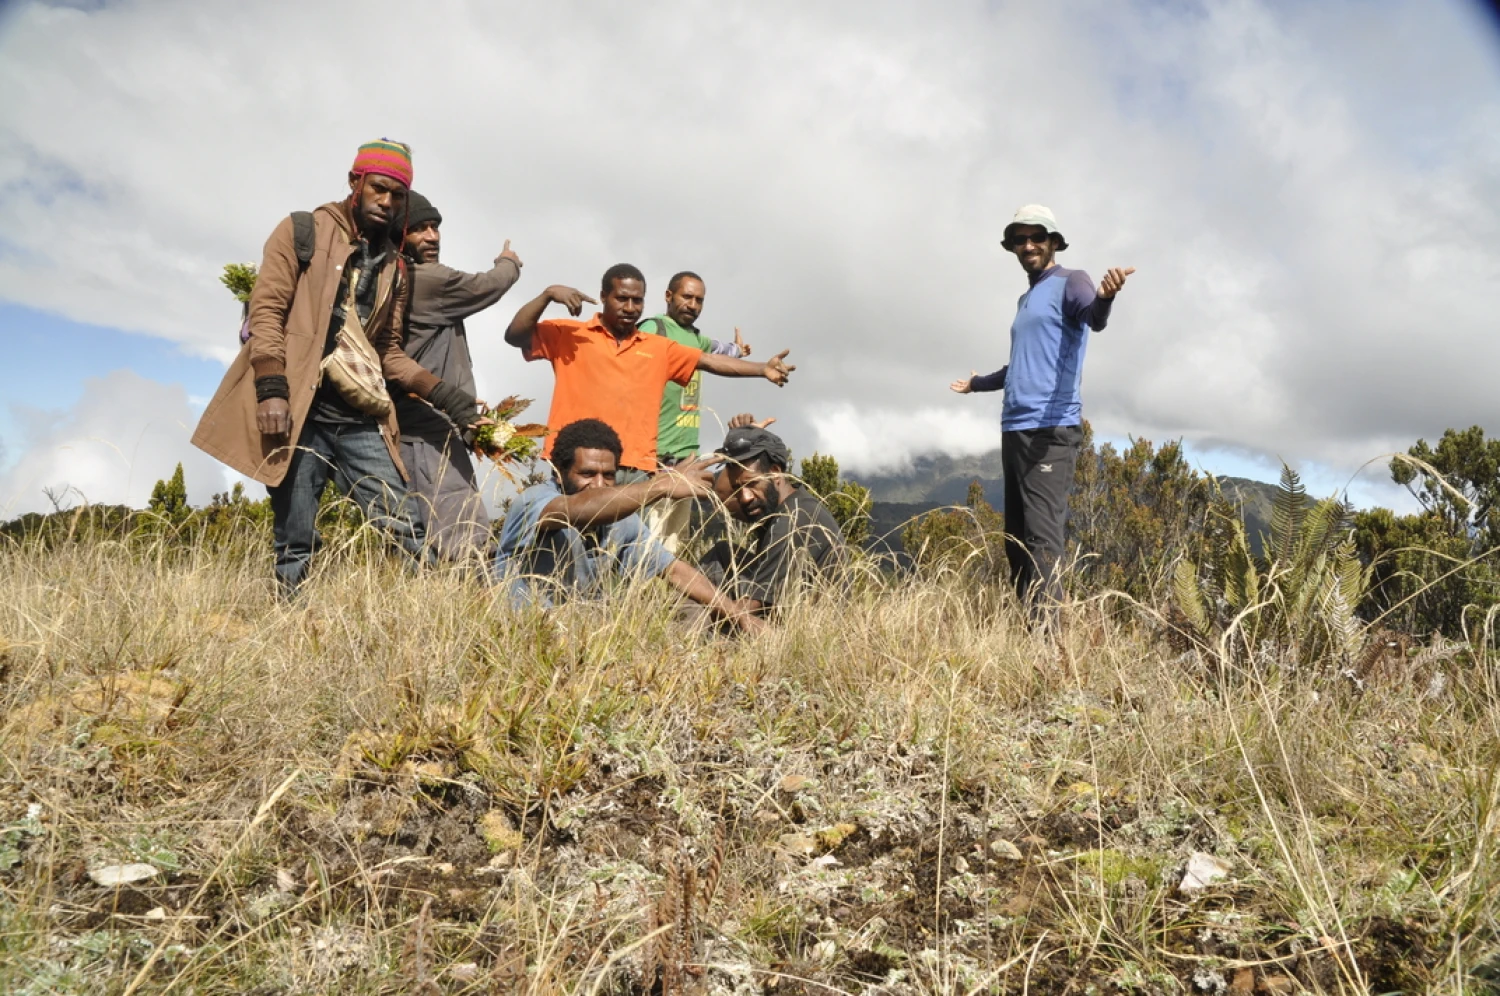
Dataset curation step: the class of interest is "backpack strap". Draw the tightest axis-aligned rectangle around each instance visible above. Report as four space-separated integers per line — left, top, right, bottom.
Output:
289 211 316 270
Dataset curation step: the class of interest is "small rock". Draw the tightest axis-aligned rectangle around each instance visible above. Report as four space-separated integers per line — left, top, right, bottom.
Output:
753 809 782 824
275 867 298 894
1179 852 1232 895
144 906 167 920
487 851 514 869
989 838 1024 861
1257 975 1296 994
778 832 817 857
449 962 480 982
811 939 837 963
435 862 456 876
952 856 970 874
779 774 812 792
809 854 841 869
89 863 159 887
1192 967 1227 992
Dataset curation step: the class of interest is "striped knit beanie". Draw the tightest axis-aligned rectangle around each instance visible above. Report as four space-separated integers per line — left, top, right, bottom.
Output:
351 138 413 188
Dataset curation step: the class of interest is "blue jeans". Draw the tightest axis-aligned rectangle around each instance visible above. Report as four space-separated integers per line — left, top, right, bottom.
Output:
268 420 430 592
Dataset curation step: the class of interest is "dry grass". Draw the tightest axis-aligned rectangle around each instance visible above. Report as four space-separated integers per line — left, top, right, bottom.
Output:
0 523 1496 994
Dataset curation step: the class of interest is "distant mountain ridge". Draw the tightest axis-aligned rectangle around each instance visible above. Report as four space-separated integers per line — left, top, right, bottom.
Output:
845 446 1282 555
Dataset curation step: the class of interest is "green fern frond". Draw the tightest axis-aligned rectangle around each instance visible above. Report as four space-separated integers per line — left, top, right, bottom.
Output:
1269 463 1308 567
1296 497 1352 568
1173 559 1212 638
1220 514 1259 612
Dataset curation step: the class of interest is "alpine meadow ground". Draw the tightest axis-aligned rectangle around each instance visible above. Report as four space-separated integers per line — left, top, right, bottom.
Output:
1 514 1497 994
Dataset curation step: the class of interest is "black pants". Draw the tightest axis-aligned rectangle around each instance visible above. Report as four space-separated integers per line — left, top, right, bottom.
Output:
1001 424 1083 612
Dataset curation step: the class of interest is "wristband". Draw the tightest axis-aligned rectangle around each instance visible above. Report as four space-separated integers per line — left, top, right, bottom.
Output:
428 380 478 428
255 375 290 403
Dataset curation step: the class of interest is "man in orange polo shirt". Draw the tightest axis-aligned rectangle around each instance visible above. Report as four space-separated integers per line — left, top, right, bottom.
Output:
505 263 794 479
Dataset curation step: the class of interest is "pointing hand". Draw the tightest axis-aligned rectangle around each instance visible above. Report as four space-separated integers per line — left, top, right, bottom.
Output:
547 285 597 316
764 350 795 387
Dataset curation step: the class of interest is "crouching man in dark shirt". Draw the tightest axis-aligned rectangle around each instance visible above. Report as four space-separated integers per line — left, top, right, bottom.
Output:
700 418 848 615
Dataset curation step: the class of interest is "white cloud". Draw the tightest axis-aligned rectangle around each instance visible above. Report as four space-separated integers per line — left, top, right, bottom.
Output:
1 0 1498 497
808 402 1006 477
0 370 229 516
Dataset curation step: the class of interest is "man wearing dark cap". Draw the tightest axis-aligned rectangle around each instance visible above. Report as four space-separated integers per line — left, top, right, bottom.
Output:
193 140 486 593
949 204 1135 617
398 190 524 559
700 417 847 614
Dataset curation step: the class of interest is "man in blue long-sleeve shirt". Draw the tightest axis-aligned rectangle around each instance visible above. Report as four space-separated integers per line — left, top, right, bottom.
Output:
951 204 1134 617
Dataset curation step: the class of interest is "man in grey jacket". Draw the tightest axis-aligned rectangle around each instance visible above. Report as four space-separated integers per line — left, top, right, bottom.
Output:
398 190 523 559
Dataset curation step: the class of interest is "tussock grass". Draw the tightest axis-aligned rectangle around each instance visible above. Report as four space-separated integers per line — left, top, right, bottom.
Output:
0 525 1496 994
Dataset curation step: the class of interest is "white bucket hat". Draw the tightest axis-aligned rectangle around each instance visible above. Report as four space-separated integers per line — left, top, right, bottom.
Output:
1003 204 1068 251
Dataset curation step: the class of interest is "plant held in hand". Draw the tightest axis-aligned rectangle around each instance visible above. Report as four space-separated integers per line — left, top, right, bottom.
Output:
470 396 548 482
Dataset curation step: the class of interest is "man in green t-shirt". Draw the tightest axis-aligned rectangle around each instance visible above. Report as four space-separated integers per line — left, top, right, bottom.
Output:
639 270 752 551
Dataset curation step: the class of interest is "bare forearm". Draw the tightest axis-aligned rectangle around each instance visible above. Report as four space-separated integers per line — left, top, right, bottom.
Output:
665 561 766 632
537 481 656 531
505 290 553 347
697 353 764 378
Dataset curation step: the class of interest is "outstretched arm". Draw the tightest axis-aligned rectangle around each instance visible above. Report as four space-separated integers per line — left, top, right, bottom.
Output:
1064 267 1135 331
505 284 596 350
698 348 795 386
421 243 523 323
950 367 1006 394
664 560 767 634
706 326 750 357
536 457 717 532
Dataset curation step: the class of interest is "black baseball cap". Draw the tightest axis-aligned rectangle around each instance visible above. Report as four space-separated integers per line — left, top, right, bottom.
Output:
720 426 790 469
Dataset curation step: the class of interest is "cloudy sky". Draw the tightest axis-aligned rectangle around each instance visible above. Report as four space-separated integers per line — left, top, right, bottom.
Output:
3 0 1498 515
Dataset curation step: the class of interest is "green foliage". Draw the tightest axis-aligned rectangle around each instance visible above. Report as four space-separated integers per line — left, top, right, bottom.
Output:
797 452 873 547
1067 423 1209 599
1353 425 1500 639
147 463 190 522
0 471 275 554
220 262 258 304
1352 507 1495 638
1391 425 1500 546
900 478 1005 578
1173 465 1370 666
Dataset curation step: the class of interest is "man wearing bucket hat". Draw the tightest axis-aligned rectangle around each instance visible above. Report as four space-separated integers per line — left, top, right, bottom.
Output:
949 204 1134 617
193 140 484 593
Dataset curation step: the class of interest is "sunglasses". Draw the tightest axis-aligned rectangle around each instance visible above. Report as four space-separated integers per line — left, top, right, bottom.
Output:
1005 232 1054 248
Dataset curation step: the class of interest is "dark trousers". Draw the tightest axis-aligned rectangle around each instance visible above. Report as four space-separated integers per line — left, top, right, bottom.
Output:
1001 424 1083 612
268 420 430 593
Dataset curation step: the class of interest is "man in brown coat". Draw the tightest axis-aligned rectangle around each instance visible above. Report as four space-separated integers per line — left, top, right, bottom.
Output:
396 190 523 560
192 139 483 593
